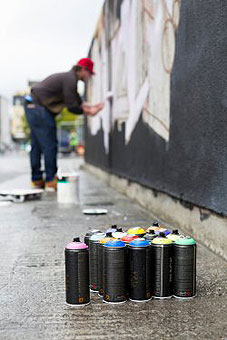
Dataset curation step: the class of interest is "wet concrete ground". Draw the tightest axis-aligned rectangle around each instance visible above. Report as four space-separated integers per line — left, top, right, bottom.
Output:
0 154 226 340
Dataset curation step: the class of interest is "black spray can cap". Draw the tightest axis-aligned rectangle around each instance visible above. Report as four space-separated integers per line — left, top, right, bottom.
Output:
172 229 179 235
106 232 112 237
73 237 80 242
148 230 155 235
117 227 123 232
159 232 166 238
152 221 160 227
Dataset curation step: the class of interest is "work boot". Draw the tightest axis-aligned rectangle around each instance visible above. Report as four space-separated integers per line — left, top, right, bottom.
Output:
45 177 58 192
31 179 45 189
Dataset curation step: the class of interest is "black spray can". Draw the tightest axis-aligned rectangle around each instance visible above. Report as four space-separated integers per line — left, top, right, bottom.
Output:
128 238 152 302
173 237 196 298
98 233 114 296
151 233 173 299
103 240 127 304
89 233 105 292
84 229 102 246
65 238 90 306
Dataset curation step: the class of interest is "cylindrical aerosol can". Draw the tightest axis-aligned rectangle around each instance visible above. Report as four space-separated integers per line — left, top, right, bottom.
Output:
151 233 173 299
89 233 105 292
65 239 90 306
154 227 171 236
84 229 102 246
146 221 160 233
128 238 151 302
167 230 182 242
144 230 157 242
103 240 127 304
112 230 127 239
98 234 115 296
127 227 146 237
173 236 196 299
105 225 118 234
121 234 139 245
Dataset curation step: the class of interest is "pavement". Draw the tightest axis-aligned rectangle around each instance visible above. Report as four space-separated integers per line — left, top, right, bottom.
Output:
0 153 226 340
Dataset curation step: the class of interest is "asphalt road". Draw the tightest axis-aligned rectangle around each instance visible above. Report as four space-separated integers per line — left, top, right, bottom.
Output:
0 154 226 340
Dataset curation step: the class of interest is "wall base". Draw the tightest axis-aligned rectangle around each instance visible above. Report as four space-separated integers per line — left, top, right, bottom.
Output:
84 163 227 261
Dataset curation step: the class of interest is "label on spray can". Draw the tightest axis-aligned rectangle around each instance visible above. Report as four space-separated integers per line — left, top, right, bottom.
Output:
103 240 127 303
173 237 196 298
128 239 151 302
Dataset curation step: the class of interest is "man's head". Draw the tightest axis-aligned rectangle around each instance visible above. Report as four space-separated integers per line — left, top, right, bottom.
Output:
74 58 95 82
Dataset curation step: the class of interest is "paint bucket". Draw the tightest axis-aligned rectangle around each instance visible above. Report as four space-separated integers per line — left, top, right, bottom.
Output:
57 172 79 204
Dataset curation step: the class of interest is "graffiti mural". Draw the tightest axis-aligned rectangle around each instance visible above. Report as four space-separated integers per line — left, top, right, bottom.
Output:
87 0 181 151
86 0 227 216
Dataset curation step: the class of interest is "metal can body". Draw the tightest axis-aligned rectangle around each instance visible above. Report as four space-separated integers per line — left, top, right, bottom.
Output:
103 241 127 303
128 239 151 302
65 243 90 306
98 237 114 296
89 233 105 292
173 238 196 298
151 239 173 299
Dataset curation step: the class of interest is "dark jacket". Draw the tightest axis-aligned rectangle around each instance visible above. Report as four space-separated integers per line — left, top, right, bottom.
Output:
31 69 83 115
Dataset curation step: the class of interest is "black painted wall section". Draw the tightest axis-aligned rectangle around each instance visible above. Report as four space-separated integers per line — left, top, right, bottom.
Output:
85 0 227 215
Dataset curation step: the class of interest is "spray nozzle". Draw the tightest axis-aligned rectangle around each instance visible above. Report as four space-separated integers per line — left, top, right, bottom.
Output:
106 232 112 237
172 229 179 235
159 232 166 238
73 237 80 242
152 221 160 227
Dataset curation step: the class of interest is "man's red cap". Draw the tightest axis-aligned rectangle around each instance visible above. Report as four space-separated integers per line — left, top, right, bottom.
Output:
76 58 95 75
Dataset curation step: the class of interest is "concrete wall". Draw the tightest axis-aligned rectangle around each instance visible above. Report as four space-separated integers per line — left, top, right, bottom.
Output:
85 1 227 223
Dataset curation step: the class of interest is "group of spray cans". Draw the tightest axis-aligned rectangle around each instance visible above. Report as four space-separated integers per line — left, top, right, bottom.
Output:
65 222 196 306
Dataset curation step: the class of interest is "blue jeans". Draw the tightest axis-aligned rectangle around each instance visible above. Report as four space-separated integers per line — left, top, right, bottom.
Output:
25 102 58 182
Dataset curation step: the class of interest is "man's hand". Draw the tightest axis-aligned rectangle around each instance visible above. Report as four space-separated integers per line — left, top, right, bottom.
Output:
81 102 104 116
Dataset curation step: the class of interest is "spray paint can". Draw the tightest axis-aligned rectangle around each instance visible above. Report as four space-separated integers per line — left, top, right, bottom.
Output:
144 230 158 242
105 225 118 234
112 229 127 239
98 234 115 296
65 238 90 306
89 233 105 292
173 237 196 299
128 238 151 302
151 233 173 299
127 227 146 237
103 240 127 304
84 229 102 246
167 230 182 242
146 221 160 233
154 228 171 236
121 235 139 245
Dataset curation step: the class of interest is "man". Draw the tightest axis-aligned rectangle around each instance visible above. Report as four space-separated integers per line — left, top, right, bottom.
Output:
24 58 103 191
